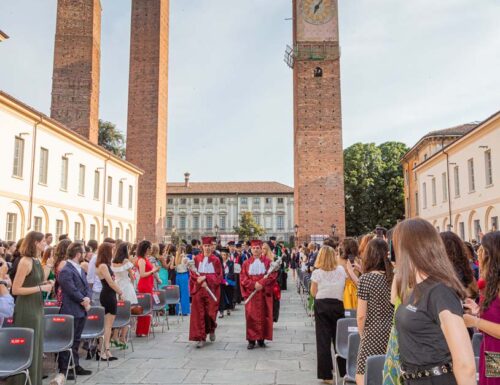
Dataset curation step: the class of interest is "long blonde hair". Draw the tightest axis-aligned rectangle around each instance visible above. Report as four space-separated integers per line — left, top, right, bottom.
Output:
262 243 275 261
151 243 160 259
314 246 337 271
175 245 185 266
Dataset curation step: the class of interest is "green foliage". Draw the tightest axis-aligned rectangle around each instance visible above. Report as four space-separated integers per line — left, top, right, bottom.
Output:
233 212 265 241
98 119 126 159
344 141 409 236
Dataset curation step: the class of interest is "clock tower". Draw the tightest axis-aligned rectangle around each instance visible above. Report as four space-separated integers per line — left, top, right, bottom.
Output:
291 0 345 239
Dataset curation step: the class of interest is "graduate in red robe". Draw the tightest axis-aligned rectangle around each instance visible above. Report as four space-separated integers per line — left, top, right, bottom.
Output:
240 239 278 349
189 236 222 348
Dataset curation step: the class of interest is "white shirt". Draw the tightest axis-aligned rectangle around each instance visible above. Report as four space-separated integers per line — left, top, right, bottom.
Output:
248 258 267 275
87 253 102 293
198 256 215 274
311 266 347 300
67 259 82 276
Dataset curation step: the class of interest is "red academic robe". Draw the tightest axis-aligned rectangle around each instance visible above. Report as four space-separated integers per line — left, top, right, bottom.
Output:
240 256 278 341
188 253 222 341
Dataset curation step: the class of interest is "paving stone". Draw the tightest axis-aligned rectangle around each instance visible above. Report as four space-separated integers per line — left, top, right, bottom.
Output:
202 369 275 384
255 359 300 371
141 369 190 383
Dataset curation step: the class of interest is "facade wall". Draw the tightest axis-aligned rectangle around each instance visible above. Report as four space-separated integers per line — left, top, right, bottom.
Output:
0 96 140 243
409 115 500 241
166 194 294 243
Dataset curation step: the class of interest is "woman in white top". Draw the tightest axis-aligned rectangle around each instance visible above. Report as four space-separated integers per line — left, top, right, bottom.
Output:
310 245 347 385
111 242 137 348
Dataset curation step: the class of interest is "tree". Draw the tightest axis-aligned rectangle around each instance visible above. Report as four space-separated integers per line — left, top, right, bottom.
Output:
98 119 126 159
233 212 265 241
344 141 409 236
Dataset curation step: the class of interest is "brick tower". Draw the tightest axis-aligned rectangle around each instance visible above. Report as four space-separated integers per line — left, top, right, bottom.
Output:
292 0 345 239
51 0 101 144
126 0 169 241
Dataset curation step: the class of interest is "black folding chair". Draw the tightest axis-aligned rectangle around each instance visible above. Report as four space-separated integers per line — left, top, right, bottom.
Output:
43 307 60 315
0 327 34 385
112 300 134 353
364 355 385 385
161 285 182 330
344 309 357 318
335 318 358 384
472 332 483 358
152 290 167 332
80 306 105 369
2 317 15 328
343 332 360 384
43 314 76 382
132 293 154 338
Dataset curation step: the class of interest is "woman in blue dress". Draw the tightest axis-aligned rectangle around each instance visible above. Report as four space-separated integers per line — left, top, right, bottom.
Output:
174 244 190 315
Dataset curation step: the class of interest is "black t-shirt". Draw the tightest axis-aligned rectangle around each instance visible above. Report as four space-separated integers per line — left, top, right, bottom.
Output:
395 279 463 369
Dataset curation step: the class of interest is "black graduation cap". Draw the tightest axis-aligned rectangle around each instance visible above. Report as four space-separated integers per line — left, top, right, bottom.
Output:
269 236 277 241
220 247 230 253
227 241 235 246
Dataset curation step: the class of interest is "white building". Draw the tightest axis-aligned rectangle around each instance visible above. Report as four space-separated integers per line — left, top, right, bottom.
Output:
0 91 143 243
166 174 295 243
403 110 500 241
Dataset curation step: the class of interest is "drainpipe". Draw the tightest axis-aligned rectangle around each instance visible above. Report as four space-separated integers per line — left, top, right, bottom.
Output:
101 155 110 237
405 160 411 218
442 138 453 231
27 115 43 231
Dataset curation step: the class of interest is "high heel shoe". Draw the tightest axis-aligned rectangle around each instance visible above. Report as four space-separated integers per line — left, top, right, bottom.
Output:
101 349 118 361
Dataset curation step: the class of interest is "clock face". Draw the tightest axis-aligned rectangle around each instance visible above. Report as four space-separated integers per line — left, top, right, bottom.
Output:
301 0 335 25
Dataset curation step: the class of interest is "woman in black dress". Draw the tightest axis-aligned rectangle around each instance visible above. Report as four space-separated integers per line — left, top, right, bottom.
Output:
96 242 123 361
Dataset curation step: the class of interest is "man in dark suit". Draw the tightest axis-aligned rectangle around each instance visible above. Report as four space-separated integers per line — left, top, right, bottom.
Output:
58 242 93 379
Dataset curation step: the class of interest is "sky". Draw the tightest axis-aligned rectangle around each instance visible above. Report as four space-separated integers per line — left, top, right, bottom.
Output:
1 0 499 187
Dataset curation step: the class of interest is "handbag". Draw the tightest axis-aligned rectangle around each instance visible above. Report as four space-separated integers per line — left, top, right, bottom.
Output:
485 351 500 378
131 304 143 315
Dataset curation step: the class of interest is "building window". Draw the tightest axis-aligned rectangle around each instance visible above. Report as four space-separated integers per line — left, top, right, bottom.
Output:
431 178 436 206
253 197 260 205
34 216 42 232
89 224 96 240
206 215 213 229
107 176 112 203
167 198 173 205
468 158 475 192
60 157 69 191
265 197 272 204
193 216 200 230
74 222 81 241
93 170 100 200
103 226 109 238
180 216 186 230
492 216 499 232
78 164 85 195
180 198 187 205
206 198 213 204
12 136 25 178
125 228 130 242
255 215 261 225
442 172 448 202
415 192 419 215
485 149 493 186
422 182 427 209
166 216 173 229
39 147 49 185
55 220 63 240
240 197 248 205
277 197 284 204
193 198 199 204
474 219 481 241
453 166 460 197
459 222 465 240
404 169 409 185
220 198 225 204
277 215 284 230
128 186 133 210
220 216 226 230
115 227 120 240
6 213 17 241
118 180 124 207
265 216 272 230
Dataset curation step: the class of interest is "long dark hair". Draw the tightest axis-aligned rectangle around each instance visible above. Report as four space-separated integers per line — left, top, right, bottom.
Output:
362 238 393 285
136 240 151 258
19 231 44 259
113 242 130 264
440 231 476 291
481 232 500 312
54 239 71 271
96 243 114 267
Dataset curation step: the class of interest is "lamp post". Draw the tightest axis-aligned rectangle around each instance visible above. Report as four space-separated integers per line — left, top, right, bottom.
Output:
215 224 219 241
171 224 177 246
294 224 299 247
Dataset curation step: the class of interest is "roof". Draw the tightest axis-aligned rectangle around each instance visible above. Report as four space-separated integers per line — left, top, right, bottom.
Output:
422 123 477 139
167 182 294 195
0 90 143 175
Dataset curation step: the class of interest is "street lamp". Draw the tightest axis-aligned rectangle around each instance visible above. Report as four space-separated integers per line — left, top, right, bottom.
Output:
214 224 219 240
331 224 337 237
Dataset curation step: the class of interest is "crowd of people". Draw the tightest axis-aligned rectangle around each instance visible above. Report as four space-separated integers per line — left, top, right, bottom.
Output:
0 232 290 385
299 218 500 385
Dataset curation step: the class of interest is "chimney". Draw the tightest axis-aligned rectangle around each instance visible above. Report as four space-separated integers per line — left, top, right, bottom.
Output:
184 172 190 188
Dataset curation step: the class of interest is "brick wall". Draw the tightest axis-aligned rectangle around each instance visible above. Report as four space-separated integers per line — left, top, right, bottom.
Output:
126 0 169 241
51 0 101 144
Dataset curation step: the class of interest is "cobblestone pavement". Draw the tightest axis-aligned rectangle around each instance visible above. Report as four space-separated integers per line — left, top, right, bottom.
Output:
49 279 319 385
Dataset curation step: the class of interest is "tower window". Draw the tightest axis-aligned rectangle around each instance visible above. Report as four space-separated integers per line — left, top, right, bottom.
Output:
314 67 323 77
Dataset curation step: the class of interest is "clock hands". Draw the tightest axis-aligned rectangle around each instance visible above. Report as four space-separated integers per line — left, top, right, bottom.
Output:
313 0 323 14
